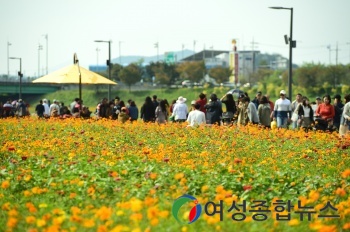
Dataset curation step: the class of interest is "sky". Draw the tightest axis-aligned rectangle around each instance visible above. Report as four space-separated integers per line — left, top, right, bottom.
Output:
1 0 350 78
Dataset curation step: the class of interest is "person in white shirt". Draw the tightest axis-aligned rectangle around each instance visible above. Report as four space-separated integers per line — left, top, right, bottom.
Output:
274 90 292 128
172 96 188 122
49 99 60 117
246 97 259 124
42 99 50 117
187 102 206 127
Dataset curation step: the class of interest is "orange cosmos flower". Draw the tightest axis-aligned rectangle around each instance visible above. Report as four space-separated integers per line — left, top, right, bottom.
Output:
341 169 350 178
1 180 10 189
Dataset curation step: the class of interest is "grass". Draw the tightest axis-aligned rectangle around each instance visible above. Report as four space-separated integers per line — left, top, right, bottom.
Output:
25 86 234 112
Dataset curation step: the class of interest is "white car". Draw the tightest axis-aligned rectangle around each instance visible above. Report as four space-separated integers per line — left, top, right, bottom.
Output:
220 82 236 87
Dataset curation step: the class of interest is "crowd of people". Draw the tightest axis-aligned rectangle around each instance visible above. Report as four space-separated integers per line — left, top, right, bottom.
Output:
1 90 350 135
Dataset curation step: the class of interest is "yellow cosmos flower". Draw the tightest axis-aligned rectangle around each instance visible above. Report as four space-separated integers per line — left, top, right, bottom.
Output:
288 219 299 226
36 219 46 227
175 173 184 180
82 219 95 228
26 216 36 224
130 198 143 212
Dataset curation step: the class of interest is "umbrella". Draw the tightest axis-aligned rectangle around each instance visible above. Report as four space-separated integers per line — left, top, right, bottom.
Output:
33 57 117 101
32 64 116 85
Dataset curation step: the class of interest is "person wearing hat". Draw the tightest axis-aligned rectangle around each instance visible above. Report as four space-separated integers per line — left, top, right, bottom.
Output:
118 107 130 123
333 94 344 130
49 99 60 117
273 90 292 128
172 96 188 123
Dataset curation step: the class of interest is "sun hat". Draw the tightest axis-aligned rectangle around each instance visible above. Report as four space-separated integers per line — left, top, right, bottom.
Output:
176 96 187 103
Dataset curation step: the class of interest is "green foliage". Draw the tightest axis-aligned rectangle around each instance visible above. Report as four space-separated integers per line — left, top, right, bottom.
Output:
111 63 123 81
119 64 142 90
175 61 206 82
208 66 230 84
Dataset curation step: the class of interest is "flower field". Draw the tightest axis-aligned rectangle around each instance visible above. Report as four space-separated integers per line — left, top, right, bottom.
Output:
1 118 350 232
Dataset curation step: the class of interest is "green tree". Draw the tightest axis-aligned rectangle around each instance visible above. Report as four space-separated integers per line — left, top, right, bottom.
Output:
111 63 123 81
208 66 230 84
119 63 141 92
175 61 205 83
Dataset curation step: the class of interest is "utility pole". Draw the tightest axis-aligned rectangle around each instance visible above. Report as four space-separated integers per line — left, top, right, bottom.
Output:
42 34 48 75
193 40 196 60
38 44 43 78
203 44 205 60
250 38 259 73
181 44 184 61
7 41 11 81
336 42 339 65
154 42 159 62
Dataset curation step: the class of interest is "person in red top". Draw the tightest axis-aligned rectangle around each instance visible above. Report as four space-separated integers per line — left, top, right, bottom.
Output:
315 94 335 121
196 93 207 114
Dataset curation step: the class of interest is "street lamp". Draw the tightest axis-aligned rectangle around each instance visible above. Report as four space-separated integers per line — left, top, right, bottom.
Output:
7 41 11 81
42 34 48 75
193 40 196 60
94 40 112 100
73 53 82 105
38 44 43 78
154 42 159 62
269 6 296 100
9 57 23 100
96 48 100 69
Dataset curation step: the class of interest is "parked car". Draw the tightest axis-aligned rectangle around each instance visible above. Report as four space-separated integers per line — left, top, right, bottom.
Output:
182 80 202 87
182 80 193 87
220 82 236 88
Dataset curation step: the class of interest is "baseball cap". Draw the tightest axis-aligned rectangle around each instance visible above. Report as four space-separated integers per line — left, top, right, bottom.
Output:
191 100 196 105
280 90 286 95
316 96 321 100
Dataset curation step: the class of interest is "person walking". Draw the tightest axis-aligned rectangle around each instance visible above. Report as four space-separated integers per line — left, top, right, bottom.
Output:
273 90 292 128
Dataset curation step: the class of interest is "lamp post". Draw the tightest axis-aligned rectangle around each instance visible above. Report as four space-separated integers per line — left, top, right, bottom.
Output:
154 42 159 62
42 34 48 75
94 40 112 100
269 7 295 100
73 53 82 104
7 41 11 81
181 44 184 61
9 57 23 100
193 40 196 60
96 48 100 70
38 44 43 78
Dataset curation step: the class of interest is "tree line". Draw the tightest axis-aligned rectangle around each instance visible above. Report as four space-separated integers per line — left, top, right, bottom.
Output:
97 60 350 97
